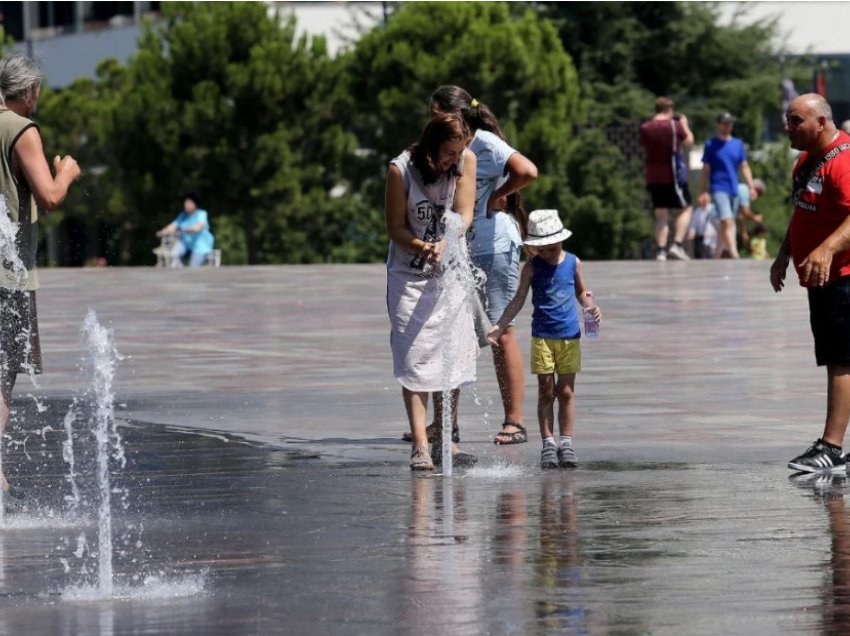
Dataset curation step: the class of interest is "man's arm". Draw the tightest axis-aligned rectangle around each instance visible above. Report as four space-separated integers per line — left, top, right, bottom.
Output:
799 213 850 286
14 127 80 210
741 160 758 201
678 114 694 146
770 224 793 292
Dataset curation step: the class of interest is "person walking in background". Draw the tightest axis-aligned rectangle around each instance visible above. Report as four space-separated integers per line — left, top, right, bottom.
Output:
488 210 601 470
0 55 81 494
736 178 766 252
386 113 478 471
639 97 694 261
698 112 759 259
156 192 215 268
771 93 850 473
429 85 538 446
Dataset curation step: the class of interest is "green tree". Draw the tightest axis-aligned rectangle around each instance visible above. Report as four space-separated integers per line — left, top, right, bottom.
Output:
538 1 804 143
747 142 796 256
102 1 355 264
536 1 813 254
343 2 592 251
36 59 129 265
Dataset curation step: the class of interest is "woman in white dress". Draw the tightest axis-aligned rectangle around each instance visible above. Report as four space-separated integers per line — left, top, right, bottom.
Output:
385 113 478 470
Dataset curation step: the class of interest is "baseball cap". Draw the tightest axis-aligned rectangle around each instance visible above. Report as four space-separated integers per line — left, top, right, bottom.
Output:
717 111 736 123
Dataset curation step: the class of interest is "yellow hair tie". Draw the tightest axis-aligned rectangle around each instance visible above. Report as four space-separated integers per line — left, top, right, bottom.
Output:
470 98 479 108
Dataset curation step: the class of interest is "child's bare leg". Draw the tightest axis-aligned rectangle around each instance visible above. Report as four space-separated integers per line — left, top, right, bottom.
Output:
402 388 430 449
537 374 556 440
556 374 577 439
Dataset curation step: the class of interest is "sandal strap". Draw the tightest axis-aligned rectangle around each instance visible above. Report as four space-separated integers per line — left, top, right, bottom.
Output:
500 420 526 433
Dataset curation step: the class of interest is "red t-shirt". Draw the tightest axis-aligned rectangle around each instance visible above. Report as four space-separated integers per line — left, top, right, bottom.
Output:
640 118 686 185
790 131 850 287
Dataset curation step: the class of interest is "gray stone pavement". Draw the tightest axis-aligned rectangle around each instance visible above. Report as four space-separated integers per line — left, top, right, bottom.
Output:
0 261 847 635
31 261 825 461
30 261 821 464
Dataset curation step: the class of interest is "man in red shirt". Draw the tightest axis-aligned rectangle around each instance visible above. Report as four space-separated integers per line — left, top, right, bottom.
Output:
771 93 850 473
640 97 694 261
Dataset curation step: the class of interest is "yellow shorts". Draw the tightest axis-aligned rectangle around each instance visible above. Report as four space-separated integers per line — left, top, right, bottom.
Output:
530 337 582 375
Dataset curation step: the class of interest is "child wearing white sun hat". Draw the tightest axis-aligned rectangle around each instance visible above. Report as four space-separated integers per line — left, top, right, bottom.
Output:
487 209 601 469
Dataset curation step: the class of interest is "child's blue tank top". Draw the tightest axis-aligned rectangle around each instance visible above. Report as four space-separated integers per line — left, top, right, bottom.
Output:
530 253 580 339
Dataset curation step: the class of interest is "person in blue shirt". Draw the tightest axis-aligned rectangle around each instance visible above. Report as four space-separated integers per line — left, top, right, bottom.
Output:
698 112 759 258
487 210 602 470
156 192 215 267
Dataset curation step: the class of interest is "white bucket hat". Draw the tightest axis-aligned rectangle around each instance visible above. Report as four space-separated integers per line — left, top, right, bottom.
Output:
524 209 572 246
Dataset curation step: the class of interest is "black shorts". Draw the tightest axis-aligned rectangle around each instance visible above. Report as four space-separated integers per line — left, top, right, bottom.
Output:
647 183 691 209
808 276 850 366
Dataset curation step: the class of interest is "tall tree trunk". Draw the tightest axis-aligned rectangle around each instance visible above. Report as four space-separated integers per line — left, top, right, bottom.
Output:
242 207 258 264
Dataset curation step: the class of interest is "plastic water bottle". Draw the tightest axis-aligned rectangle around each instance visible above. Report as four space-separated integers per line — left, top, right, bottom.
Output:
583 291 599 340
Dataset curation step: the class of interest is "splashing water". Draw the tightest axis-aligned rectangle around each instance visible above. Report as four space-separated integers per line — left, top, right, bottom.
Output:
436 212 490 477
62 401 81 513
465 459 528 480
0 196 32 526
0 200 29 286
62 571 208 601
80 310 124 596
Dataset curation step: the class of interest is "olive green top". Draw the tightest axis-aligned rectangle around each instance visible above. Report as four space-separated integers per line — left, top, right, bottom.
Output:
0 109 39 290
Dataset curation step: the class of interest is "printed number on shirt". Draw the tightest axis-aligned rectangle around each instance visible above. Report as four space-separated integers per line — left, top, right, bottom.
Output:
415 199 435 221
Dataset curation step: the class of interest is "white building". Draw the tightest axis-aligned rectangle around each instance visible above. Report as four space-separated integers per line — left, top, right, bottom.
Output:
1 1 381 88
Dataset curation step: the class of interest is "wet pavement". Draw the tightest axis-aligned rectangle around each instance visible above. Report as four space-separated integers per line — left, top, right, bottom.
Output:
0 261 846 635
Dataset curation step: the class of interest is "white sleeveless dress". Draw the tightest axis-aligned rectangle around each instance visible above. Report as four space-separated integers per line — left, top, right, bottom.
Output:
386 151 478 392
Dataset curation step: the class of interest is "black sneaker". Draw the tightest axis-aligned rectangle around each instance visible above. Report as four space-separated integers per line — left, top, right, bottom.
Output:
541 444 558 469
788 440 847 474
557 445 578 469
431 439 477 468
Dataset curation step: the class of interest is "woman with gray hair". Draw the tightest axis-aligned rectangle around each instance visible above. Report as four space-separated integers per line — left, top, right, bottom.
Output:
0 55 80 497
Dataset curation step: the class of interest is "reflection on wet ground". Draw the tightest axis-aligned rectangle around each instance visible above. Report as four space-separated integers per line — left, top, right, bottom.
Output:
1 400 849 634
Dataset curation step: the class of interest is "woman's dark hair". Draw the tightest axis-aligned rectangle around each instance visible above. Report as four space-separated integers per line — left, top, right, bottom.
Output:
184 191 201 207
430 85 507 141
506 192 528 240
409 113 470 184
431 86 528 234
